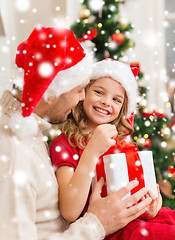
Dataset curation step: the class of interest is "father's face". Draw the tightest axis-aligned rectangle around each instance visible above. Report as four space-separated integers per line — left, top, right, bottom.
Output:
45 79 89 124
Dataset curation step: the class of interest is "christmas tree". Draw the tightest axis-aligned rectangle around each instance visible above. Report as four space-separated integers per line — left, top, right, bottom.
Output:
71 0 134 61
69 0 175 209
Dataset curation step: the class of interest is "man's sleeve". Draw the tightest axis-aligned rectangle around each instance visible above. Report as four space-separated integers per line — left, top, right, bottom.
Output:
49 213 105 240
0 134 105 240
0 135 38 240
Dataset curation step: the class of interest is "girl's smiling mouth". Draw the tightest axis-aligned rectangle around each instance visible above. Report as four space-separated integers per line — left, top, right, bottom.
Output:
94 106 111 115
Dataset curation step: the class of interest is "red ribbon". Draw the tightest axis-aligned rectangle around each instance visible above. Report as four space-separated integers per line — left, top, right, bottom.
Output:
78 28 97 42
142 110 166 119
96 138 145 197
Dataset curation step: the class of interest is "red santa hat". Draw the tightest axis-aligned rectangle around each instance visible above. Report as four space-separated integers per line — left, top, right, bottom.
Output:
15 25 93 117
90 58 139 118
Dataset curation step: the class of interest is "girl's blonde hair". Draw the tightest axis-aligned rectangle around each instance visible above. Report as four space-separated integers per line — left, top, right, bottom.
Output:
62 80 134 149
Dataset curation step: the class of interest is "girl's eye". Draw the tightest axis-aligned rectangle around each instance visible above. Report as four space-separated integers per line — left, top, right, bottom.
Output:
95 90 103 95
113 98 121 103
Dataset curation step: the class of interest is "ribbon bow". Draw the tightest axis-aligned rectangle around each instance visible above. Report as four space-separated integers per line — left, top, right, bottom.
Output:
96 138 145 197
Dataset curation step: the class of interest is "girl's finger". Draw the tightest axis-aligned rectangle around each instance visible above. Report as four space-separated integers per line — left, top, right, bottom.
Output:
147 189 156 200
123 187 150 208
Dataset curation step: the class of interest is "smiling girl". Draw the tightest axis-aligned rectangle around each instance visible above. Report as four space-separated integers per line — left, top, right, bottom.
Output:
50 59 162 237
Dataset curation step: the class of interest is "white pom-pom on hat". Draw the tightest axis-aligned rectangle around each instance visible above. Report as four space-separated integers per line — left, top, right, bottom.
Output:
9 112 38 139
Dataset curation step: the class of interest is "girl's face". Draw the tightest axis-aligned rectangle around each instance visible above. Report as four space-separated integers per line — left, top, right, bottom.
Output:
83 77 125 130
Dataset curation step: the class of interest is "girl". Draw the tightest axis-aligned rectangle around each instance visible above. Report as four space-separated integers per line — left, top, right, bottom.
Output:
50 59 163 238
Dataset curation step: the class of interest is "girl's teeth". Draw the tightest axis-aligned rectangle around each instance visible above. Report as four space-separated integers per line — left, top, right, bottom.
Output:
95 107 108 114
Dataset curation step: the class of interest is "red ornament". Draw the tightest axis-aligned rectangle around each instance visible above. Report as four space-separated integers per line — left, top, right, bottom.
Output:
168 166 175 180
90 28 97 38
144 138 152 148
112 32 124 45
130 62 140 70
168 114 175 128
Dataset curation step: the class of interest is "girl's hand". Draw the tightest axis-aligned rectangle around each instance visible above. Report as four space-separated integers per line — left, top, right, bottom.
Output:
140 184 162 220
86 124 118 158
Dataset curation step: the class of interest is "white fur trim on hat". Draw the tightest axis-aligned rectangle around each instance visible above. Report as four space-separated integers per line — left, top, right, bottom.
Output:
9 112 38 139
43 53 93 101
90 60 138 117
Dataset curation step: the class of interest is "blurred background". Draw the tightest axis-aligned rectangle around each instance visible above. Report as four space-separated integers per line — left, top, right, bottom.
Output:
0 0 175 208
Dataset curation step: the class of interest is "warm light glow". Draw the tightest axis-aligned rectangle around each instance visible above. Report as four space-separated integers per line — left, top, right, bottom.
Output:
84 19 89 24
166 102 171 108
98 23 102 28
168 173 172 178
144 134 149 139
149 116 154 121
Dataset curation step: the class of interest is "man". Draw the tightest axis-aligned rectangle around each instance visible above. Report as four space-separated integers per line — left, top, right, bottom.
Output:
0 25 151 240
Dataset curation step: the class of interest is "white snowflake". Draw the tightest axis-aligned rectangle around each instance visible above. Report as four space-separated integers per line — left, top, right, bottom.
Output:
15 0 31 12
55 146 61 152
40 164 45 169
73 154 79 160
32 8 37 13
135 160 141 166
56 6 60 12
62 152 69 159
89 0 104 12
1 45 9 53
69 168 74 172
109 163 115 169
89 171 95 178
42 136 48 142
38 62 54 77
44 211 51 218
46 181 53 187
0 155 8 162
140 228 149 236
13 170 27 186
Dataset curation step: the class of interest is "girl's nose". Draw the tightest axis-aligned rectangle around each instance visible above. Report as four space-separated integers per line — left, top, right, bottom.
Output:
102 97 111 106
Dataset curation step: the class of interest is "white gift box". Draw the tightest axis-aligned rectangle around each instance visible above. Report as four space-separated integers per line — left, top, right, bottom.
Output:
103 150 158 199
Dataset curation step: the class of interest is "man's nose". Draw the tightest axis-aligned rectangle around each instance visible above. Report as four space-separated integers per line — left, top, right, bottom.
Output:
79 89 85 101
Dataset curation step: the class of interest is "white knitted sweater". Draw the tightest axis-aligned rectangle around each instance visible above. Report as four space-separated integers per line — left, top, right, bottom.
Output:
0 91 105 240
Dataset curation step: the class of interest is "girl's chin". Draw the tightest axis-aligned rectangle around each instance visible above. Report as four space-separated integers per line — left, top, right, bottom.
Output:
91 120 109 126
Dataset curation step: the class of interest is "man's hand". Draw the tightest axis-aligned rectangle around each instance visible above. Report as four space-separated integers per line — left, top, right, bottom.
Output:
88 178 152 236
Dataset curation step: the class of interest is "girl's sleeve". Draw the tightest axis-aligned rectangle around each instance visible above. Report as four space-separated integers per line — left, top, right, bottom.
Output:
50 133 78 171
